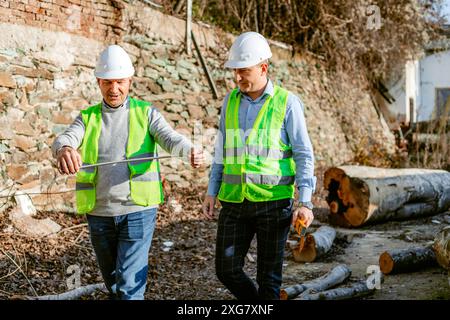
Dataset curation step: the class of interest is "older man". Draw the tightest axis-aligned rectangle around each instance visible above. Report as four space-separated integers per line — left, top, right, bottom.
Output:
203 32 316 300
53 45 204 300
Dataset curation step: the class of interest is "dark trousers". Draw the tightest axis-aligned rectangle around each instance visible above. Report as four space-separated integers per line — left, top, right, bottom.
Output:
215 198 293 300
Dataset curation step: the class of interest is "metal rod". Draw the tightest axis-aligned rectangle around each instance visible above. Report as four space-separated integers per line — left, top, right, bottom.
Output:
80 155 174 169
191 30 218 99
186 0 192 55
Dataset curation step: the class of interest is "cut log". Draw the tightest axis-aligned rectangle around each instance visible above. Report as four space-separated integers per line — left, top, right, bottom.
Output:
28 283 107 300
433 225 450 270
324 166 450 227
291 226 336 262
280 264 351 300
379 246 437 274
296 280 375 300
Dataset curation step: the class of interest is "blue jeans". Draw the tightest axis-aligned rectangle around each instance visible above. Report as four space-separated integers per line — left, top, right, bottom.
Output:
86 208 157 300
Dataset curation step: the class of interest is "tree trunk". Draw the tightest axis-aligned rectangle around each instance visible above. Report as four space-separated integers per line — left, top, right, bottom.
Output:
28 283 107 300
296 280 375 300
324 166 450 227
433 226 450 270
379 246 437 274
291 226 336 262
280 264 351 300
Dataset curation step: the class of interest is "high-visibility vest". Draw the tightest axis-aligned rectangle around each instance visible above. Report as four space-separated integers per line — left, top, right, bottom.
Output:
75 98 163 214
218 85 296 203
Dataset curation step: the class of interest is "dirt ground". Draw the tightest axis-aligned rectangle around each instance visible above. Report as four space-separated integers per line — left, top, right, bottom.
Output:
0 184 449 300
282 209 450 300
147 203 450 300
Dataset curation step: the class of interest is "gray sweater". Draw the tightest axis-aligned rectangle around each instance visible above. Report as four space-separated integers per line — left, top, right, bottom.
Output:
52 97 193 217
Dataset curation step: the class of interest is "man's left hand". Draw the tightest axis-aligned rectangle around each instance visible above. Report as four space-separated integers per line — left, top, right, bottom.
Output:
292 206 314 228
190 147 205 168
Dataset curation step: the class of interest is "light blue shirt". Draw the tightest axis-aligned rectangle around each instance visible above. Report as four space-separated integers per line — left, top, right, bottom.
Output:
207 79 316 203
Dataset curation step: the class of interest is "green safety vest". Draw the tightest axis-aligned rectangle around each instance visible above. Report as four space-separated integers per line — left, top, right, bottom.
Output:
218 85 296 203
75 98 163 214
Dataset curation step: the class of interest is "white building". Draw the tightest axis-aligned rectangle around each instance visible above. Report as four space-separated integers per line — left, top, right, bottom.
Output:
376 39 450 128
417 50 450 121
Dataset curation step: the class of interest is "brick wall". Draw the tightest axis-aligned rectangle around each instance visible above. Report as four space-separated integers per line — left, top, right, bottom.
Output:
0 0 125 41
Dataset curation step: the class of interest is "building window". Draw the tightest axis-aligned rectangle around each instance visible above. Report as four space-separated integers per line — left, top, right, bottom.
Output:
435 88 450 118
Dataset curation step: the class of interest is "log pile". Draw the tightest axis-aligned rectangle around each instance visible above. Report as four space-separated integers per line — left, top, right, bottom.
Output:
324 166 450 227
285 166 450 300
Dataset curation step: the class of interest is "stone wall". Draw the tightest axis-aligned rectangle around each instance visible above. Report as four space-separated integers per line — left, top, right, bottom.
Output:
0 0 396 213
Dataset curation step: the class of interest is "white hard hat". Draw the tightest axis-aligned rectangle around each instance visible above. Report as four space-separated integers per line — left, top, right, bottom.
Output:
94 45 135 79
224 32 272 69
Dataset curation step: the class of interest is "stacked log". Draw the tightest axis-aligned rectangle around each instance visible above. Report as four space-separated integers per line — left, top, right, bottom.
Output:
324 166 450 227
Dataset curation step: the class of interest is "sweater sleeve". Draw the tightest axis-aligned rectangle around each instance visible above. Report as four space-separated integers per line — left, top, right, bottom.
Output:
51 113 85 158
148 107 193 162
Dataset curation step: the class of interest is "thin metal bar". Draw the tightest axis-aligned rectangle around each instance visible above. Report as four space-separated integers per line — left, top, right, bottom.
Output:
191 30 218 99
80 155 174 170
186 0 192 55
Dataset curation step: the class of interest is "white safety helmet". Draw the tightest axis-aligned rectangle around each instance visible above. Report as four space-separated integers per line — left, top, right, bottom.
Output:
94 45 135 79
224 32 272 69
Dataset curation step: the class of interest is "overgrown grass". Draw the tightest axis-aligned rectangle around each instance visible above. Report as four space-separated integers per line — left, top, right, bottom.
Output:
405 116 450 170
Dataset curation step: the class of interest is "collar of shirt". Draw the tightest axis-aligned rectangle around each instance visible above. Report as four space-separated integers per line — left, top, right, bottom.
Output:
237 78 274 103
102 96 129 111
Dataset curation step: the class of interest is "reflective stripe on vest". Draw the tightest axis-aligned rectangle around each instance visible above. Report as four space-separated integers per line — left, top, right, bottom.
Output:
218 85 296 203
222 173 295 185
224 146 293 159
75 98 164 214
